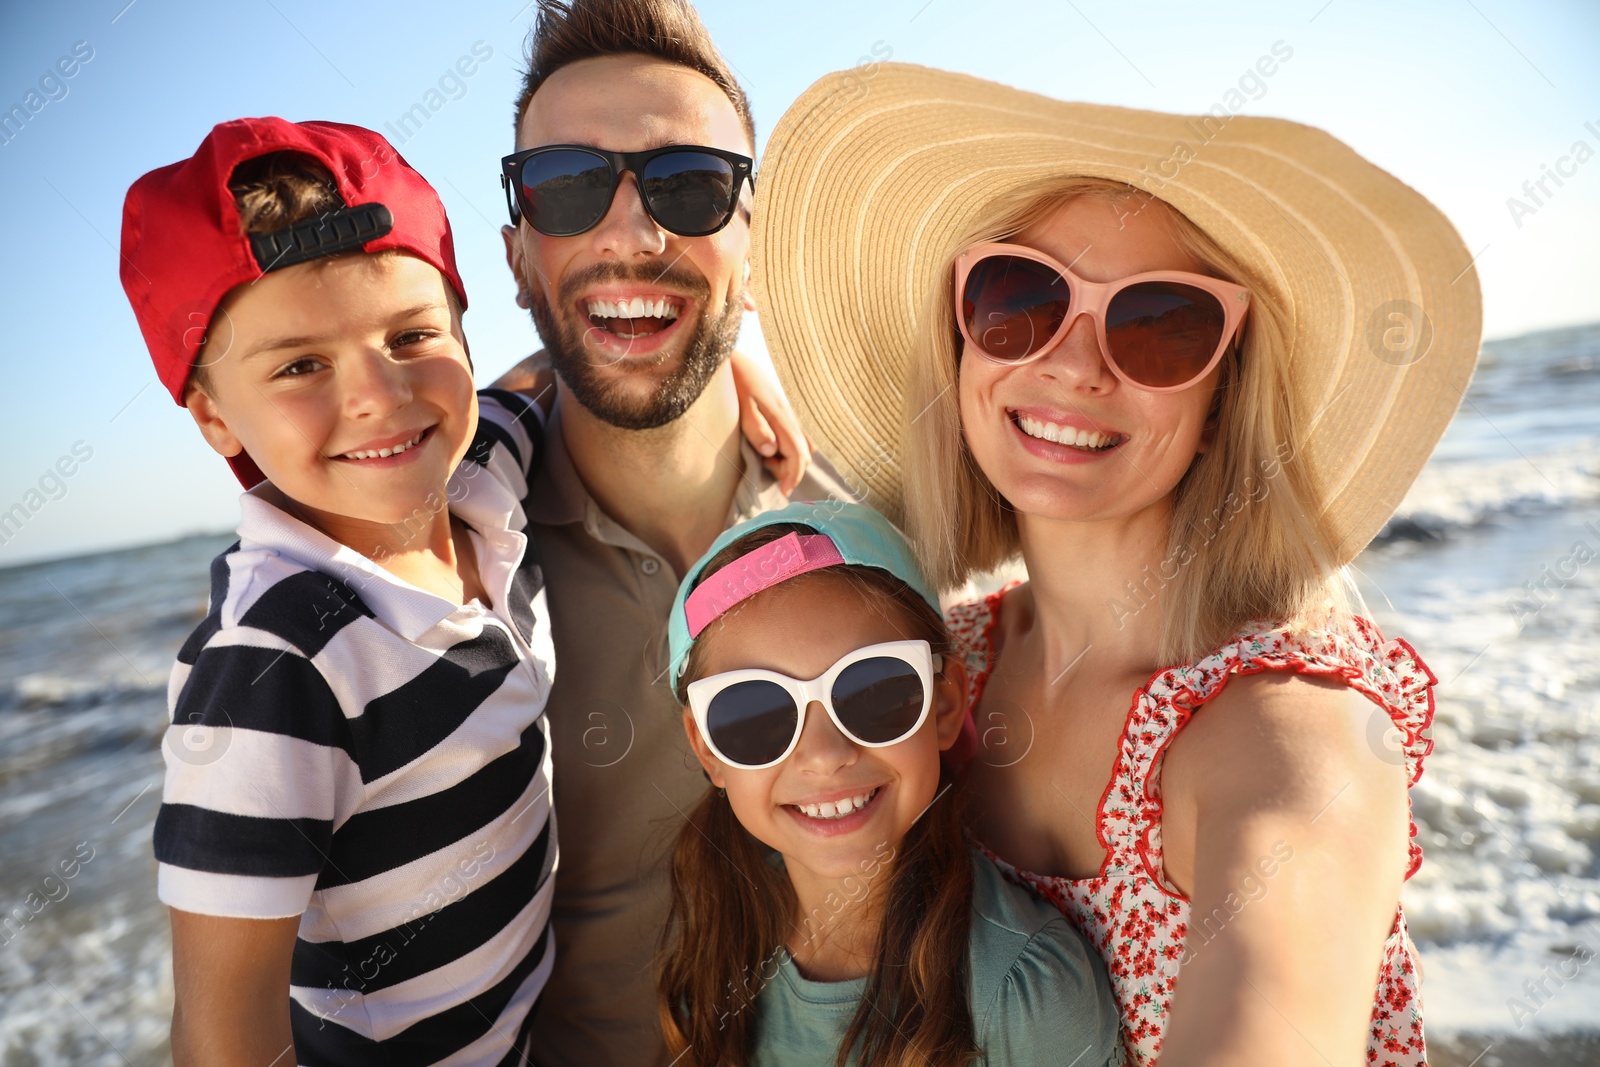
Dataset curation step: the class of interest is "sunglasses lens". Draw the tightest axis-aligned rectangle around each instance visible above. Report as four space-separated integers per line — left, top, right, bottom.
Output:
1106 282 1228 388
962 255 1070 361
706 680 798 767
831 657 926 745
518 150 615 236
640 151 738 236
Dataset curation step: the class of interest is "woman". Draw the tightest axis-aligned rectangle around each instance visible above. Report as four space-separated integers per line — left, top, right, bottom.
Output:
749 64 1481 1065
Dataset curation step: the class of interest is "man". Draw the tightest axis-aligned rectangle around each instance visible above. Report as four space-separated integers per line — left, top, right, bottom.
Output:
495 1 851 1062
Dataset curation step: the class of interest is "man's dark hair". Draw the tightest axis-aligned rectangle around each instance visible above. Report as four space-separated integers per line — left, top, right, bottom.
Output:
514 0 755 151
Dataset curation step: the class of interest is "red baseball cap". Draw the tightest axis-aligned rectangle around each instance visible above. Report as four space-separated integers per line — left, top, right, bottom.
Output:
119 117 469 488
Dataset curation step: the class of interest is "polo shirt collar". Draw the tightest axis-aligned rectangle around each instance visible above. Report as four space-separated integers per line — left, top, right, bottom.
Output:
529 396 790 543
526 400 587 528
237 489 474 643
446 443 523 542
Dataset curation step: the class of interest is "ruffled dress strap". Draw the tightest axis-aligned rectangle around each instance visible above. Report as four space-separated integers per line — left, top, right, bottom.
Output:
945 583 1017 705
1122 617 1438 888
944 582 1022 771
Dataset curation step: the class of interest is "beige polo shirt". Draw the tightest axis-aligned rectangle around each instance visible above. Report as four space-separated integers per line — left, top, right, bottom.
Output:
524 400 853 1067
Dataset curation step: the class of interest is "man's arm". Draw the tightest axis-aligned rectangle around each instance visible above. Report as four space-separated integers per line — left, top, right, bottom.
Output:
170 909 301 1067
489 350 557 414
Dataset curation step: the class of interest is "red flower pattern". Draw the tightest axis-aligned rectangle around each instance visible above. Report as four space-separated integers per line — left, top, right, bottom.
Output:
949 586 1432 1066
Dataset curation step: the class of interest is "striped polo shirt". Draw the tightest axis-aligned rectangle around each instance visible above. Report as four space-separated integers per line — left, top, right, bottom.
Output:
154 390 557 1066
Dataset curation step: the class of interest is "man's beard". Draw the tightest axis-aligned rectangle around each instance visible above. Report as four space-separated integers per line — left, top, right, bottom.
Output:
528 260 744 431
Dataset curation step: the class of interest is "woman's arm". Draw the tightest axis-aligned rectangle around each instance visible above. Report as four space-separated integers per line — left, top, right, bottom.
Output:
1158 671 1410 1067
727 348 812 495
170 908 301 1066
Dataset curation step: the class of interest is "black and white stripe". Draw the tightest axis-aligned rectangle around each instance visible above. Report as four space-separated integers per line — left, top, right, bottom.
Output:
155 392 557 1066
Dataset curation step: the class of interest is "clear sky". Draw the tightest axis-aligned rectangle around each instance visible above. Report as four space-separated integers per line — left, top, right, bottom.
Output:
0 0 1595 566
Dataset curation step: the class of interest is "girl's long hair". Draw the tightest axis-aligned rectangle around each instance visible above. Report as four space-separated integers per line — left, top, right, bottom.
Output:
660 524 978 1067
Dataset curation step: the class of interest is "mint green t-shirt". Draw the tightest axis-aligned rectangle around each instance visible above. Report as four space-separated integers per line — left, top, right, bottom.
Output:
748 849 1120 1066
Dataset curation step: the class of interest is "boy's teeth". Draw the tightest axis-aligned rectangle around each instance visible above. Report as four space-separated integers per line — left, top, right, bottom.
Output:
343 432 423 461
795 788 878 821
584 296 681 321
1015 414 1116 450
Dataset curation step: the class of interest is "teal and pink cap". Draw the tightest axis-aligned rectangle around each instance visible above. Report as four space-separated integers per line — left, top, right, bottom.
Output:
666 501 939 696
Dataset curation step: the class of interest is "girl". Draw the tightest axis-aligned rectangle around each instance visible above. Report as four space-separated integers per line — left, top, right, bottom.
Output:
659 501 1120 1067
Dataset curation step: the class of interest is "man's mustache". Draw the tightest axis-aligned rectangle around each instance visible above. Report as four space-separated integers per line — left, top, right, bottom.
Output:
557 261 712 307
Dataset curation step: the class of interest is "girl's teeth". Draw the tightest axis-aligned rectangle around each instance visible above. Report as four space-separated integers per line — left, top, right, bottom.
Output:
344 432 423 461
795 788 878 821
1015 414 1115 450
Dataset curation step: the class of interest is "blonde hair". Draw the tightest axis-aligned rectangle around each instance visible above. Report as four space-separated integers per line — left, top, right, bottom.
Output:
900 176 1348 662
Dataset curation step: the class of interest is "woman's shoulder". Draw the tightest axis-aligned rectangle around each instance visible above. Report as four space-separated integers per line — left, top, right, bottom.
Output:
966 850 1120 1066
1182 617 1435 699
1164 617 1436 783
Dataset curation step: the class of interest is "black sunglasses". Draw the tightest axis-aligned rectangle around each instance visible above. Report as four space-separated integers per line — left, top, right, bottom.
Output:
500 144 754 238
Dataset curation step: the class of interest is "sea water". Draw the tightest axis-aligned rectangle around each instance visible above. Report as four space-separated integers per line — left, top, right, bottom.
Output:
1359 323 1600 1041
0 323 1597 1062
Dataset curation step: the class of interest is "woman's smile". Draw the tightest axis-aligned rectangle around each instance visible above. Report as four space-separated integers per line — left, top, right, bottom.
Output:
1008 405 1128 462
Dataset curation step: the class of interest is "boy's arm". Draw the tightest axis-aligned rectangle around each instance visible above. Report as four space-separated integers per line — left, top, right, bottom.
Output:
170 909 300 1066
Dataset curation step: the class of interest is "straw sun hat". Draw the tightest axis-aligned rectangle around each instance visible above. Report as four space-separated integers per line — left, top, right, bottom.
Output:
751 63 1482 565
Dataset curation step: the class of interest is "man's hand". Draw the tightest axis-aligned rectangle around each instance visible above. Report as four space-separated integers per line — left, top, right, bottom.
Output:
170 909 301 1066
729 347 812 495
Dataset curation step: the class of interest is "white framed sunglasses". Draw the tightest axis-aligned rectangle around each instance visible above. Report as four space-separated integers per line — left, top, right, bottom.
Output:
685 640 941 770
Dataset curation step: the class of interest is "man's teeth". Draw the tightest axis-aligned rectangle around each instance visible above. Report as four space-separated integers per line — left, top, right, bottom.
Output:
585 296 681 321
795 788 878 821
1016 414 1116 450
342 432 423 461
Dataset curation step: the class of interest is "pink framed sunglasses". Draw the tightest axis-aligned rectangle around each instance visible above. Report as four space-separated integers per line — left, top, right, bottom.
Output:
953 242 1252 392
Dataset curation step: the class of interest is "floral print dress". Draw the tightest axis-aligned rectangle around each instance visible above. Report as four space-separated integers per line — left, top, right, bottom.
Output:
948 585 1433 1066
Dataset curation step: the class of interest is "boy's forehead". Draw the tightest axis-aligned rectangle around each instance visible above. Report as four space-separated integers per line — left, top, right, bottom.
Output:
518 55 748 154
222 252 455 336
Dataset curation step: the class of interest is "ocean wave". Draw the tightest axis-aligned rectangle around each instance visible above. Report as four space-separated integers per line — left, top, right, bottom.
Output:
1376 441 1600 544
0 672 166 713
1478 321 1600 380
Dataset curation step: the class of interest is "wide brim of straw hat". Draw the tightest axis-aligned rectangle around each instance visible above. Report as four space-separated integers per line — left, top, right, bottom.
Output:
751 63 1482 565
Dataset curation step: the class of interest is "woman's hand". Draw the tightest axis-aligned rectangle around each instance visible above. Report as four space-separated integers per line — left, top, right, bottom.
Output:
1158 672 1411 1067
729 347 812 496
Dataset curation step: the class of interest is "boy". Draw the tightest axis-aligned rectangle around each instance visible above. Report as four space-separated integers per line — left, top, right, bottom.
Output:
121 117 556 1065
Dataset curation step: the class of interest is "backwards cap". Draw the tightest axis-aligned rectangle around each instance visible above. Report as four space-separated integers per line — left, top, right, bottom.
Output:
119 117 468 487
666 501 939 696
